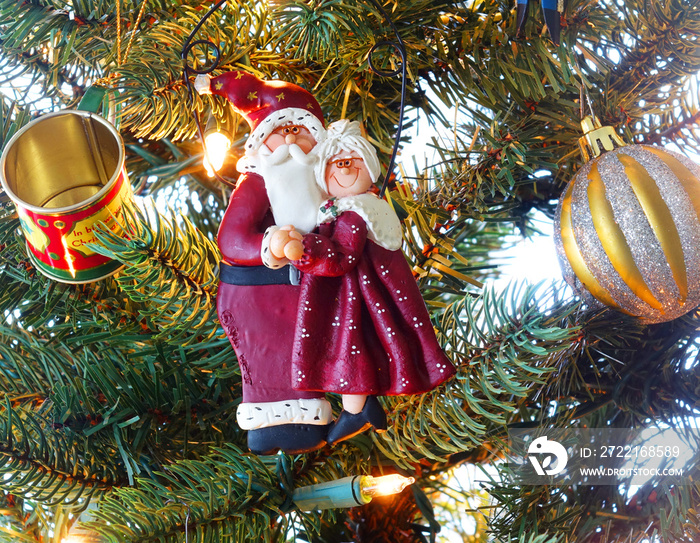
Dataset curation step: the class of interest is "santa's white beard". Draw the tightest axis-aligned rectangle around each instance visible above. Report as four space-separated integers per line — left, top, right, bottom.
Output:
244 144 327 234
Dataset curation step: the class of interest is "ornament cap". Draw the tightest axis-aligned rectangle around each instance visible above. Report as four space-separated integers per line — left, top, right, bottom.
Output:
578 115 627 161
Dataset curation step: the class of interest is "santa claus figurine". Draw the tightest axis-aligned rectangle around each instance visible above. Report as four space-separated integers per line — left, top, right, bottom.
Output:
195 70 333 454
270 120 456 445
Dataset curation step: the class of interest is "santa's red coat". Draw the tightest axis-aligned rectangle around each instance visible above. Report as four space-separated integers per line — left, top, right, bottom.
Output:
217 173 322 404
291 211 455 395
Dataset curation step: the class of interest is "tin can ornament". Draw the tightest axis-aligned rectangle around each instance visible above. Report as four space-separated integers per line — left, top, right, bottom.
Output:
0 87 133 284
554 116 700 323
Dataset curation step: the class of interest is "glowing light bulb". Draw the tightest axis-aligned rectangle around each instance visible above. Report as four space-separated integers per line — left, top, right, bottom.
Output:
360 474 415 499
203 131 231 177
61 500 101 543
292 474 415 511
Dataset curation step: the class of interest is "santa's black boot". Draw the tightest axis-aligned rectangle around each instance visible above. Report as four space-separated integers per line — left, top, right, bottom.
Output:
247 423 330 455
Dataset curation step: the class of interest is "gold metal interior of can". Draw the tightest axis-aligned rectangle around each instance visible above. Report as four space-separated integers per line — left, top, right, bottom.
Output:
3 112 121 210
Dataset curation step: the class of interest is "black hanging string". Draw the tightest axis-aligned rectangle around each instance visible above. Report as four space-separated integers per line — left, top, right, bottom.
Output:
181 0 234 188
365 0 408 198
181 0 225 88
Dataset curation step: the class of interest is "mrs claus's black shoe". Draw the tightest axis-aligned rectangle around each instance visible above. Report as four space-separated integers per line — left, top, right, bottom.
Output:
327 396 387 445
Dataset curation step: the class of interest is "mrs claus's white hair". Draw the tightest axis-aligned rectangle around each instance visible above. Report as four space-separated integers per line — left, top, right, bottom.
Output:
314 119 382 192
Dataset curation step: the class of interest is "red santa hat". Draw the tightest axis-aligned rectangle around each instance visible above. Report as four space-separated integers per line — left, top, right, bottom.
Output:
207 70 325 153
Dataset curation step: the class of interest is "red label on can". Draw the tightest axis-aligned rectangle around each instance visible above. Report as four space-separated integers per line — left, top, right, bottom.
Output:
17 168 132 283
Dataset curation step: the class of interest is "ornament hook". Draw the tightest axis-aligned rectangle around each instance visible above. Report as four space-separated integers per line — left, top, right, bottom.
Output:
181 0 227 96
180 0 236 188
365 0 408 198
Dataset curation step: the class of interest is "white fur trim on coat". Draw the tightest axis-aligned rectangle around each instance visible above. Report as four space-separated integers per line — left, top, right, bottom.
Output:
317 193 402 251
244 107 326 154
236 398 333 430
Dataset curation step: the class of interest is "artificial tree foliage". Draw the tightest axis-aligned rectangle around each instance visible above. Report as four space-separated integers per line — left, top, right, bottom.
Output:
0 0 699 542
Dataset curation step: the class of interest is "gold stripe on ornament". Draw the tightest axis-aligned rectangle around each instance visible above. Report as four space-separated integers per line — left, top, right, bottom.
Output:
559 182 623 311
618 153 687 302
646 147 700 223
587 163 664 312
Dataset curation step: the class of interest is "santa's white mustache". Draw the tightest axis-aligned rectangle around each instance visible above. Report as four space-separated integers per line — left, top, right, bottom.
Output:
258 142 317 165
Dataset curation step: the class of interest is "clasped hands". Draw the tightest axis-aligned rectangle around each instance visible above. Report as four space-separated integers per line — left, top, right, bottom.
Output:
270 225 305 261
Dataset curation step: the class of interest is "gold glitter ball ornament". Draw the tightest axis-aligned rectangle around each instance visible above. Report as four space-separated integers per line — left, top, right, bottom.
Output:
554 117 700 323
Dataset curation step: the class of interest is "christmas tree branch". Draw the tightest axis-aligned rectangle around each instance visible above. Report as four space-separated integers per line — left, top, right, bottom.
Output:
0 323 240 478
269 0 373 62
88 446 295 543
609 0 700 90
0 43 87 108
0 229 159 348
91 202 220 345
0 404 127 505
2 211 245 470
113 3 294 141
0 325 73 398
0 0 112 108
64 340 244 464
644 110 700 146
537 305 700 427
486 459 700 542
0 491 42 543
576 0 700 147
87 440 401 543
481 307 700 542
374 282 581 468
0 272 243 474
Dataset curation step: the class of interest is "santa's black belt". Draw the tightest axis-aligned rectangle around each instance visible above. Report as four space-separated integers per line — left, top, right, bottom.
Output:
218 262 301 286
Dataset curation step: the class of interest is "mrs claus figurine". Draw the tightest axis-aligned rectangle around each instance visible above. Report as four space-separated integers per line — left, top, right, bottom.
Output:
270 120 456 445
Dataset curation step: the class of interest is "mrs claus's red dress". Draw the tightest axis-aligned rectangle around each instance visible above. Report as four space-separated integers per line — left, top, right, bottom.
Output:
291 194 455 396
